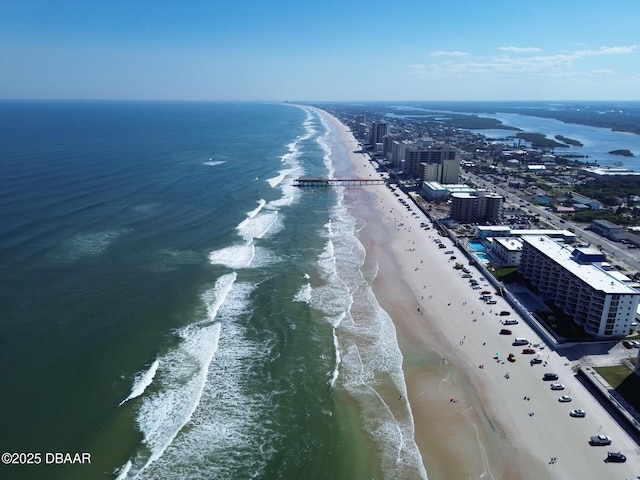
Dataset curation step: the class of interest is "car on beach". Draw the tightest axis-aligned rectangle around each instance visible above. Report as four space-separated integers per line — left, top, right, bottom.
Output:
499 329 512 335
503 319 518 325
543 373 559 380
570 409 586 417
513 338 528 346
522 348 536 354
589 434 612 446
462 274 472 278
605 451 626 463
558 395 572 402
499 311 511 316
486 300 497 305
530 357 542 365
550 383 565 390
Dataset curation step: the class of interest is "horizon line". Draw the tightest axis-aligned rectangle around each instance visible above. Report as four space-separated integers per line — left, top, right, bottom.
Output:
2 98 640 103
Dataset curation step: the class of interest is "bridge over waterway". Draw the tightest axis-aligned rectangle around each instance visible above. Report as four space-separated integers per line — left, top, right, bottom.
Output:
294 177 389 187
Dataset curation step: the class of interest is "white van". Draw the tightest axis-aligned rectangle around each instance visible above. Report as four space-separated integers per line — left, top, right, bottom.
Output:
512 338 528 346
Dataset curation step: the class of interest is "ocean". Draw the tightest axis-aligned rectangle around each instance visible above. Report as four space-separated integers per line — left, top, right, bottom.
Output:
0 101 422 479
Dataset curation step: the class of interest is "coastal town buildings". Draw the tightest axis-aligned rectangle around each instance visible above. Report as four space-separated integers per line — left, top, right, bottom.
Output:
518 235 640 338
491 237 523 267
590 219 626 238
450 190 503 223
369 121 388 152
403 148 458 180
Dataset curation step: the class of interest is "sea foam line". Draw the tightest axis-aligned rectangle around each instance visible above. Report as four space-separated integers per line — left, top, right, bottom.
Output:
119 359 160 406
123 280 271 479
120 273 236 478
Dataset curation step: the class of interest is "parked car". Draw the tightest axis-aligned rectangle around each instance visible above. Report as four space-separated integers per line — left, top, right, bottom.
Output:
558 395 572 402
543 373 559 381
570 409 586 417
503 319 518 325
530 357 542 365
550 383 565 390
522 348 536 354
589 434 612 446
605 451 626 463
486 300 497 305
499 311 511 316
499 329 512 335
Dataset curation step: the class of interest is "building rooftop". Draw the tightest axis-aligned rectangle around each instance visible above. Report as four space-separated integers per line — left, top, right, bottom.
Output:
522 236 638 295
494 237 522 251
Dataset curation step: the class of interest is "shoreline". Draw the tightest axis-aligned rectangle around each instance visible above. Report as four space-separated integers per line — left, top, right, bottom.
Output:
314 107 640 479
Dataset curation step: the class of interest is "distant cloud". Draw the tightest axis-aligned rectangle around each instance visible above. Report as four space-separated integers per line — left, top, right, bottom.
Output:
428 50 469 57
410 44 638 79
498 46 542 53
577 45 638 56
590 69 615 75
408 64 428 74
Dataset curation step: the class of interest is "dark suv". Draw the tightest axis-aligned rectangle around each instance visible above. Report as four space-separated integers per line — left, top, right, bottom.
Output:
605 451 626 463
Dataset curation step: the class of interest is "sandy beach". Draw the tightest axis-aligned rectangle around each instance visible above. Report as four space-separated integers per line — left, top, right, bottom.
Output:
317 108 640 479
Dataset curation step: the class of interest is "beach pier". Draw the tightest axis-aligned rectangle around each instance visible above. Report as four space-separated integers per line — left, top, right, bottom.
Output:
294 177 388 187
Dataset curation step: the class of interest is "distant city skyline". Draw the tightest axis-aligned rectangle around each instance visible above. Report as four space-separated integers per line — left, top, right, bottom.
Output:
2 0 640 101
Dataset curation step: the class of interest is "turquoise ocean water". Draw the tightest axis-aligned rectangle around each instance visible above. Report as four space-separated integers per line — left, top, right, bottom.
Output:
0 101 423 479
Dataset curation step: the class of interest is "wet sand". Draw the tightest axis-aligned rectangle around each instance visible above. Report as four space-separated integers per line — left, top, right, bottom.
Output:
315 107 640 479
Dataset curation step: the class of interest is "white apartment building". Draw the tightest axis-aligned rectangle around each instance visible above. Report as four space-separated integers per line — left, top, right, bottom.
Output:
519 236 639 339
492 237 523 267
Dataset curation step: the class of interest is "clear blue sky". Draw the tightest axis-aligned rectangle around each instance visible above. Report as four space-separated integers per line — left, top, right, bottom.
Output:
2 0 639 101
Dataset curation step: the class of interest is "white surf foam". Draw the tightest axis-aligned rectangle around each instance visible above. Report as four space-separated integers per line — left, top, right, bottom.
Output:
293 283 312 304
113 460 132 480
121 280 276 479
202 160 226 166
119 273 237 478
134 321 222 475
307 110 427 478
208 242 255 269
119 359 160 406
237 209 279 240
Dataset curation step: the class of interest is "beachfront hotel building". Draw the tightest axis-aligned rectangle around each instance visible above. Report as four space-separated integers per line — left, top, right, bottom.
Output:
403 148 458 180
519 235 640 338
491 237 523 267
369 121 388 150
450 190 503 223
